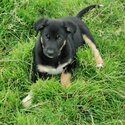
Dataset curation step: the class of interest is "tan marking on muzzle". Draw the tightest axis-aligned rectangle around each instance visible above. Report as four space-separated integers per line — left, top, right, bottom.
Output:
83 35 103 67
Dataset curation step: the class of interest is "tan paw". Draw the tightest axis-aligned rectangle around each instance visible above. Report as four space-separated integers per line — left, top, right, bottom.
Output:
96 58 104 68
96 63 103 68
61 72 71 87
22 92 33 108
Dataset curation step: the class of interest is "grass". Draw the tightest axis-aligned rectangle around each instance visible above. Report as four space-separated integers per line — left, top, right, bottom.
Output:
0 0 125 124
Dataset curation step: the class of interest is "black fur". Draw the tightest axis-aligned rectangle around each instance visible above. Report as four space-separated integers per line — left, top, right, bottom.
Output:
32 5 101 83
76 4 102 19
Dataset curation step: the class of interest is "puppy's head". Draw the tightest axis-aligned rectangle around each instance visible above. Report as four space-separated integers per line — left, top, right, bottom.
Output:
34 18 76 58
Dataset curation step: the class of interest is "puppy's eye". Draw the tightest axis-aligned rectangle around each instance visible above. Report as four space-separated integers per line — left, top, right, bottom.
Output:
46 34 50 39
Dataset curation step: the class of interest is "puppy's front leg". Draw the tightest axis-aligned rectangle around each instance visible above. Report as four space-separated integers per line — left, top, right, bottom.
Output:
83 34 103 68
31 64 38 83
22 63 37 108
61 71 71 87
61 61 76 87
22 67 49 108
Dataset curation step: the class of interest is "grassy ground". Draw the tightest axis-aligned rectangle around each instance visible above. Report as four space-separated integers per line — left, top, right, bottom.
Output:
0 0 125 124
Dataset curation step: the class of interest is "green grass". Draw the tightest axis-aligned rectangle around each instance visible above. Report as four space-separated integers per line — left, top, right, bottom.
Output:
0 0 125 124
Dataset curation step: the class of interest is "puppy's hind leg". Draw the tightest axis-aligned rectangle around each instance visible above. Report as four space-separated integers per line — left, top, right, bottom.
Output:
83 34 103 68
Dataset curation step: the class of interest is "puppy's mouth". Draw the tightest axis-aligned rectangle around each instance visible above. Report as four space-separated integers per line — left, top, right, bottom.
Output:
43 49 57 59
45 54 55 59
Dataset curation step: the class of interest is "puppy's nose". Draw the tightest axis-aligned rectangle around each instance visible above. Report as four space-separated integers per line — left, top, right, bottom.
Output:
47 49 54 56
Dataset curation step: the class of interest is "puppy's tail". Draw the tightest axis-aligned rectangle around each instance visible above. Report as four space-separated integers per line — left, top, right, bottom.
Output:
76 4 103 19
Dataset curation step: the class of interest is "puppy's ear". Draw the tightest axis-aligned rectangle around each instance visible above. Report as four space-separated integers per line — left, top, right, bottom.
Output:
63 21 76 34
34 18 48 36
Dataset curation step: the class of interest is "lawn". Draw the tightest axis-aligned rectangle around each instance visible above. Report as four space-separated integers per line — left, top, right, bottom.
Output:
0 0 125 125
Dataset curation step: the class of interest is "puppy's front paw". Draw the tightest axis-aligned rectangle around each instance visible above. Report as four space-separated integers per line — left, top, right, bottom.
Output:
61 72 71 87
22 92 33 108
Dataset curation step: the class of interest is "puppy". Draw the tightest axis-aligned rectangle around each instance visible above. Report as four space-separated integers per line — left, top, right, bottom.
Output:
22 5 104 107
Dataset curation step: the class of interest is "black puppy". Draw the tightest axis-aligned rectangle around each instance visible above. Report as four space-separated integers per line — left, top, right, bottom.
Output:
22 5 104 107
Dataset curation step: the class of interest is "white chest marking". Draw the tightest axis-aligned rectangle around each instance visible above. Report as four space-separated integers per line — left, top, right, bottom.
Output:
37 59 72 75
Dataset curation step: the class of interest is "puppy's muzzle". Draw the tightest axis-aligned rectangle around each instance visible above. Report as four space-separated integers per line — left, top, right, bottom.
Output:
43 48 56 58
46 48 54 57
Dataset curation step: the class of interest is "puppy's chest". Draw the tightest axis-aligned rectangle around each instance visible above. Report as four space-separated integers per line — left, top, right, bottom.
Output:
37 59 72 75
